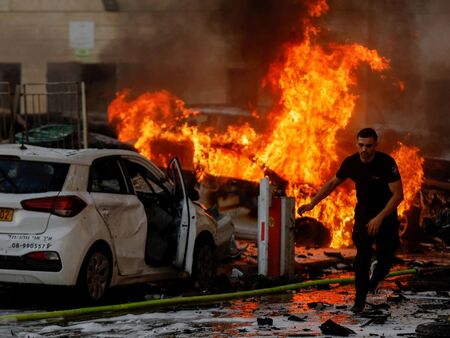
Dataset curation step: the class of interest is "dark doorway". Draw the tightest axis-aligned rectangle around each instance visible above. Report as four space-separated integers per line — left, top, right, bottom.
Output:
0 63 20 110
0 63 21 86
47 62 117 114
0 64 20 140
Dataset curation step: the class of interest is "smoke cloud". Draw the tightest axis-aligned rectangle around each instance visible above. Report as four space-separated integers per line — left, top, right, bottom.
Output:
324 0 450 157
100 0 312 104
101 0 450 158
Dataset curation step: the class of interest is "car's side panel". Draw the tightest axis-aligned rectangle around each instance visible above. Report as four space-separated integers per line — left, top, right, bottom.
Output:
55 192 116 285
87 156 149 276
90 192 147 276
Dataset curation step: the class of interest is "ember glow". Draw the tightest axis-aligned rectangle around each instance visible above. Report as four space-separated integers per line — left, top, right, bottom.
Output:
108 0 424 248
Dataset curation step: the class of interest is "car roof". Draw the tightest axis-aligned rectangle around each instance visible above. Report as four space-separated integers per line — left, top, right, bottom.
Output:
0 144 147 166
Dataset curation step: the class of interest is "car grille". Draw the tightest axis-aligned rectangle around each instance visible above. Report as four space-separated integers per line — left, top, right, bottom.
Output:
0 255 62 272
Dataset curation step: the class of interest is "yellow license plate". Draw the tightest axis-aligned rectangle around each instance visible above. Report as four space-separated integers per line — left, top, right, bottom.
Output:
0 208 13 222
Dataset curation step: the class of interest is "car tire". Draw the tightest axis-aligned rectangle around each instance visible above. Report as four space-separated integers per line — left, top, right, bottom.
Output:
77 247 112 303
400 205 424 240
192 240 215 289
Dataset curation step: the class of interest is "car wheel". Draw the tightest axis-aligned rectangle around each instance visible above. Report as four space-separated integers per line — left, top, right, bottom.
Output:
192 240 215 289
77 248 112 302
400 205 423 240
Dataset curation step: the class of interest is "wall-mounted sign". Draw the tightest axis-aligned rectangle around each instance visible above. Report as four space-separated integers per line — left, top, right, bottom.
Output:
74 48 91 58
69 21 95 50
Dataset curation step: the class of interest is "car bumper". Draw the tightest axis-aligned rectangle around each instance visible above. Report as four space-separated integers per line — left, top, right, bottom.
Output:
0 253 62 272
0 213 109 286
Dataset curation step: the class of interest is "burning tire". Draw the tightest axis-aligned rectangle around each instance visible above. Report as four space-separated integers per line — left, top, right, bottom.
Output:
400 205 423 240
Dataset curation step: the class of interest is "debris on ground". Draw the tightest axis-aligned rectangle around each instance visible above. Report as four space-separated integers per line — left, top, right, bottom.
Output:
319 318 356 336
287 314 307 321
257 317 273 326
360 310 391 327
366 302 390 310
387 293 408 303
307 301 329 311
295 217 332 247
1 241 449 337
415 320 450 337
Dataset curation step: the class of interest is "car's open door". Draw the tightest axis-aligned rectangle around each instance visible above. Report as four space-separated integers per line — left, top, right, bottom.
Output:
167 157 191 268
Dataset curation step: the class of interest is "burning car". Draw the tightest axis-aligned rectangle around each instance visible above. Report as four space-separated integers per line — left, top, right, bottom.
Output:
0 144 235 302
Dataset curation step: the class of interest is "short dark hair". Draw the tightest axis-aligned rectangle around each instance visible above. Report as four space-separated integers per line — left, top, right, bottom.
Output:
357 128 378 141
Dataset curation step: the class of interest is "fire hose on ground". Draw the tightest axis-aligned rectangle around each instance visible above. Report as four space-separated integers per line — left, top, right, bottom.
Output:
0 268 421 323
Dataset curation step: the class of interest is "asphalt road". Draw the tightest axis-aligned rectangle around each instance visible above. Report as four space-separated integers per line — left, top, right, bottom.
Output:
0 241 449 337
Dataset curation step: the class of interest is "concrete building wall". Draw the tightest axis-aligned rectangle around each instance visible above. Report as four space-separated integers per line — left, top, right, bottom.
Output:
0 0 237 107
0 0 107 82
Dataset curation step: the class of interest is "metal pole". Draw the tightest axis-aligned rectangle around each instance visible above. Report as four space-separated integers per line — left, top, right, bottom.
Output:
81 81 88 148
22 84 29 143
258 177 271 276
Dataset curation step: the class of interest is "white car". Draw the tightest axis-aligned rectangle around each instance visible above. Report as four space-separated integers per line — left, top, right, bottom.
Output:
0 144 234 302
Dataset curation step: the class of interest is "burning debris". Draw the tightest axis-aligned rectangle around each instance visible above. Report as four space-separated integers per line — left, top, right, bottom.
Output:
295 217 332 247
107 0 429 249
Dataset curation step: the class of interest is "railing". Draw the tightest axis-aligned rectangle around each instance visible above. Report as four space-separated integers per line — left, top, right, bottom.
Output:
0 81 87 149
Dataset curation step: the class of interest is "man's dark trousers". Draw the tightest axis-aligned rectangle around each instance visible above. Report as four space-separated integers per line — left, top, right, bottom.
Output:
352 218 400 305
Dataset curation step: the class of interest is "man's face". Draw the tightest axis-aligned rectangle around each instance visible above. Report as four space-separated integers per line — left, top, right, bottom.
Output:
357 136 377 163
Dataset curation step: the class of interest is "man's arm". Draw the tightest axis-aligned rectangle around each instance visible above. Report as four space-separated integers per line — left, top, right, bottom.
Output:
367 179 404 235
297 176 344 215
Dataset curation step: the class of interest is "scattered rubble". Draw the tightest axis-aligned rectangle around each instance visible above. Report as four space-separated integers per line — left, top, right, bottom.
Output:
320 318 356 336
287 314 307 322
415 321 450 337
256 317 273 326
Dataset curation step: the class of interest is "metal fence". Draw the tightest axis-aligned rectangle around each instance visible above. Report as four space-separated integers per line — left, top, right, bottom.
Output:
0 82 87 149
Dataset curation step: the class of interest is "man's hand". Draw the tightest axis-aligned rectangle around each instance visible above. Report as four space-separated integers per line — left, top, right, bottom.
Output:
296 176 344 217
366 215 383 236
297 203 314 216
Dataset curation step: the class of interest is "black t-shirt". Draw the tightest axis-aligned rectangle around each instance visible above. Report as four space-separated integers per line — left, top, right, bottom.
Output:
336 151 401 220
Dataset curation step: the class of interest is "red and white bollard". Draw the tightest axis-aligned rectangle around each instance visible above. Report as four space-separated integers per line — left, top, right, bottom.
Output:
257 177 295 277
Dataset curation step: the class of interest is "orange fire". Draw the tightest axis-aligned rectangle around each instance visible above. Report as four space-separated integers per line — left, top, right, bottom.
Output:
391 142 424 218
108 0 424 248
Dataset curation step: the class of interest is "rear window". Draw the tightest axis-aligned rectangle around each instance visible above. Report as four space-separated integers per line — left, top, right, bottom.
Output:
0 159 69 193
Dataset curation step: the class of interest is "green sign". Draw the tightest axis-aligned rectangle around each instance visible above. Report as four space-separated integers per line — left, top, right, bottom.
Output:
74 48 91 58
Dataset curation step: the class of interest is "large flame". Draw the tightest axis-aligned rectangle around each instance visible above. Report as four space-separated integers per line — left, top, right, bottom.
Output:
391 142 424 218
107 0 424 248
